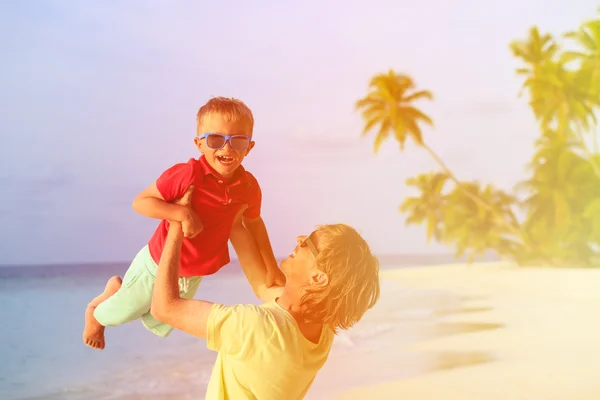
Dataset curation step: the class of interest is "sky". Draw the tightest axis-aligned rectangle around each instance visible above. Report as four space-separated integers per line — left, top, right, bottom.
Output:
0 0 598 265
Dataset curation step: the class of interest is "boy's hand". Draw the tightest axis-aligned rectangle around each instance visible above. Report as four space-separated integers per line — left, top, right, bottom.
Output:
266 267 286 287
174 186 204 238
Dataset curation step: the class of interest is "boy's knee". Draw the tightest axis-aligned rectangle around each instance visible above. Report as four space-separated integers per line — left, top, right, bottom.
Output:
92 305 111 327
93 301 144 327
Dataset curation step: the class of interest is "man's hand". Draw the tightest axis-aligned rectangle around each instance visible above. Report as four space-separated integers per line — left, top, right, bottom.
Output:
266 267 286 287
174 186 203 238
151 184 213 340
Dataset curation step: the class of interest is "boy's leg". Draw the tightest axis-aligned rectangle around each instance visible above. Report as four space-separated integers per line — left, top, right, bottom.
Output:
140 276 203 338
83 276 123 350
83 246 157 350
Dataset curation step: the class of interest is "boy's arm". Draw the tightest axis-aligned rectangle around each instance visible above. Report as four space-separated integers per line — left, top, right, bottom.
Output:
243 216 285 286
131 162 203 238
229 210 284 302
240 176 284 287
132 182 190 222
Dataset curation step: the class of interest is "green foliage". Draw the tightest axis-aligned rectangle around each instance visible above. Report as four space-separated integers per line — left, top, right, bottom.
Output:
356 69 531 263
441 183 522 262
355 70 433 152
516 133 600 265
357 12 600 267
400 173 523 262
399 172 449 243
511 24 600 135
509 13 600 265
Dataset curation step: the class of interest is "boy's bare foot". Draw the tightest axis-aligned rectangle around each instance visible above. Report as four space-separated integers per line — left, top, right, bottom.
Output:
83 276 122 350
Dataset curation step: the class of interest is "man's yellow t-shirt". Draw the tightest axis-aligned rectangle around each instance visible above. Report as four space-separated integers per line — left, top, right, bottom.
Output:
205 299 334 399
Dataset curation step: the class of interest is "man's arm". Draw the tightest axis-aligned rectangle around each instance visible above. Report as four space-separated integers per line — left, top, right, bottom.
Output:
230 211 284 302
150 188 213 339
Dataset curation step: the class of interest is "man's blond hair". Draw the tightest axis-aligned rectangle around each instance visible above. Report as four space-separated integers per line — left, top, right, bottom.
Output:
196 97 254 135
300 224 380 333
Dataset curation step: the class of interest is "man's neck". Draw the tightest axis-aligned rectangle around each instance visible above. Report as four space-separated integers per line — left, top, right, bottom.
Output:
276 288 324 342
276 288 303 316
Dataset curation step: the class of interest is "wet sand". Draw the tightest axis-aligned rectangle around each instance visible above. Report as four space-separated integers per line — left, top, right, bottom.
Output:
335 262 600 400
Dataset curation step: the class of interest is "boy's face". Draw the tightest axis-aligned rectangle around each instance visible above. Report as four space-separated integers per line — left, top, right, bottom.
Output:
194 114 255 179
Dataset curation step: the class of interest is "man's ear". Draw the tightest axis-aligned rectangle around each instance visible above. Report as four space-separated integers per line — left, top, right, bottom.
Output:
311 270 329 287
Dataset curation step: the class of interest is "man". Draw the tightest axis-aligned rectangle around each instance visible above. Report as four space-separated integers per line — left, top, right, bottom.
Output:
151 186 380 399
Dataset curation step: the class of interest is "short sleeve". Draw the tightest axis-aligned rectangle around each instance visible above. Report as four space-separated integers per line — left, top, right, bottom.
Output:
207 303 272 356
155 162 195 202
243 173 262 220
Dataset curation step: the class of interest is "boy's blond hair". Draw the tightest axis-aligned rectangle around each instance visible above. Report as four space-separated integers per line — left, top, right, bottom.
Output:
196 97 255 135
300 224 381 333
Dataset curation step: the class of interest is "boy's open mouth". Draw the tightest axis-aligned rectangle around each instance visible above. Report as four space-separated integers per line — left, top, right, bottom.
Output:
216 155 235 166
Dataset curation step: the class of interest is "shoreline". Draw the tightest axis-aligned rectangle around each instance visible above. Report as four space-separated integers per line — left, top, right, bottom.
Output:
334 262 600 399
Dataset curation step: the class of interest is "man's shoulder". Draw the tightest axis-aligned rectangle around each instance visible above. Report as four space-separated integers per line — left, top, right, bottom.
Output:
210 303 280 335
216 302 286 322
212 302 272 319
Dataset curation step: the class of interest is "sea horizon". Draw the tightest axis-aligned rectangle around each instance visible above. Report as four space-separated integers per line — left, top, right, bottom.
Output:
0 251 499 269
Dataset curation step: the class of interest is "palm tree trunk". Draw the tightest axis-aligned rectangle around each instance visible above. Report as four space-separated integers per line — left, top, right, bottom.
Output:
420 143 530 246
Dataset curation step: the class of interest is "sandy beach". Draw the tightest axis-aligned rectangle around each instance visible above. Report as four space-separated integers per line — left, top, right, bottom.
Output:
336 262 600 400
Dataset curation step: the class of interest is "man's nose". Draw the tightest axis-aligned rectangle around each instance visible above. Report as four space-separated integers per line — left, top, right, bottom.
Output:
296 235 307 244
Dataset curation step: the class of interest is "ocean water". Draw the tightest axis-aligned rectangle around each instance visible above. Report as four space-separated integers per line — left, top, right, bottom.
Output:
0 256 491 400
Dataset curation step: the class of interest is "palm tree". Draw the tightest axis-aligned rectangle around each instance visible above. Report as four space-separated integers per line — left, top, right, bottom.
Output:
355 70 433 152
442 182 523 262
511 27 598 134
512 25 600 181
516 132 600 264
534 63 596 134
509 26 558 118
563 18 600 155
356 69 525 239
510 26 558 87
563 18 600 95
356 70 472 187
399 172 449 242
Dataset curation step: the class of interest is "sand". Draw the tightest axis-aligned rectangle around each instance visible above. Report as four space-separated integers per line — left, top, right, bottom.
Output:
335 262 600 400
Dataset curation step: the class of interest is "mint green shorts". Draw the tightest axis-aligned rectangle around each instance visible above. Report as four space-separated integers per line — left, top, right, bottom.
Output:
93 245 203 338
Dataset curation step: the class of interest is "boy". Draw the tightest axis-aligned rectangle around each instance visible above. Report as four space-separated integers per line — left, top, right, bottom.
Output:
83 97 284 350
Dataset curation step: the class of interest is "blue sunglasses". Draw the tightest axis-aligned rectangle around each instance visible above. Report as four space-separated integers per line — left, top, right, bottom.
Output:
197 133 251 152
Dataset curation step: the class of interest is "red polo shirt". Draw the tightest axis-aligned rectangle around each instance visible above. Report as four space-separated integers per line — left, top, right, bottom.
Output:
147 156 262 277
